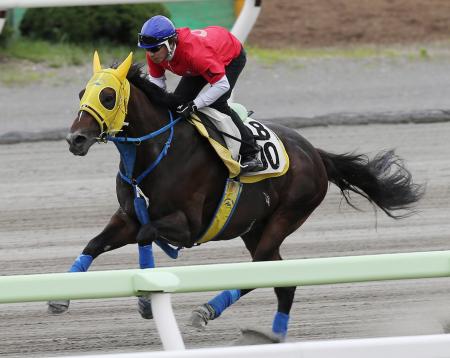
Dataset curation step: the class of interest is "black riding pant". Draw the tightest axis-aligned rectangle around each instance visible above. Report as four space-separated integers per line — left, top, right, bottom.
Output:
174 48 257 156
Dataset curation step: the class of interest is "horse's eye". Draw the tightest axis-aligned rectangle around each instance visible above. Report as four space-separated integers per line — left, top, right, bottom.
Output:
100 87 116 110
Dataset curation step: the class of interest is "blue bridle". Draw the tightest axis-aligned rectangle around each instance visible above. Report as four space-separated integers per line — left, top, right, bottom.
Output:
106 110 182 259
107 110 181 185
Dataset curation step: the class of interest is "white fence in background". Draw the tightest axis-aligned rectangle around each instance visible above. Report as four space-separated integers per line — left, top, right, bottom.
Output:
0 0 262 43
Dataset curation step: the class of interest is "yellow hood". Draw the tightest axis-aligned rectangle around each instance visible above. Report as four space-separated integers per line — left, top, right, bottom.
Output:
79 51 132 136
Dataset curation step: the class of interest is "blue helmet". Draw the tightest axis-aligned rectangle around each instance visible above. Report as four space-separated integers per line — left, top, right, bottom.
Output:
138 15 176 49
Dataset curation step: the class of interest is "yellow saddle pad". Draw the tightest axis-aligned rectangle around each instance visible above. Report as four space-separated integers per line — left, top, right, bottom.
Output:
189 108 289 184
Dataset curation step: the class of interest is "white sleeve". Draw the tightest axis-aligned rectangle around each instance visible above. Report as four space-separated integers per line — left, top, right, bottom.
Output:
193 75 230 109
148 74 167 90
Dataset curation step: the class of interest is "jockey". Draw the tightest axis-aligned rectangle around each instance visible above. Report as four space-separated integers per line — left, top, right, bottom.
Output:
137 15 264 173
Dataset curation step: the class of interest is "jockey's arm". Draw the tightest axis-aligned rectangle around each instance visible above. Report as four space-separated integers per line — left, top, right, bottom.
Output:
148 74 167 90
193 75 230 109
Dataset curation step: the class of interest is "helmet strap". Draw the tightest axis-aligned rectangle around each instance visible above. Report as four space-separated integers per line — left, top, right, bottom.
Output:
165 39 177 61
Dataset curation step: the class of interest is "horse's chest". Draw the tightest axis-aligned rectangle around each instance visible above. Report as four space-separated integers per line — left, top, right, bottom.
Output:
117 183 179 218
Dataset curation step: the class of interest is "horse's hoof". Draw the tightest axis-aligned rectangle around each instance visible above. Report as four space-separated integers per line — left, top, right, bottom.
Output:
138 296 153 319
189 303 216 331
233 327 284 346
47 300 70 314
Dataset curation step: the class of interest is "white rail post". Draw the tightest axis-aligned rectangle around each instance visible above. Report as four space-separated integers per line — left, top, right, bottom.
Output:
230 0 262 103
0 10 6 34
150 293 185 351
231 0 262 43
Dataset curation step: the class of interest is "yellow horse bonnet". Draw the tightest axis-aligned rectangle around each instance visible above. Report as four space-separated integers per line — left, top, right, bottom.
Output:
79 51 132 136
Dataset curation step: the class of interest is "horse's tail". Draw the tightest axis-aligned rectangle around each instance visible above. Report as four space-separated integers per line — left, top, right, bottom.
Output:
317 149 425 219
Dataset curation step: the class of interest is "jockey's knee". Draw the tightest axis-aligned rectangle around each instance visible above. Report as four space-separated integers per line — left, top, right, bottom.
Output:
210 102 231 116
136 223 158 246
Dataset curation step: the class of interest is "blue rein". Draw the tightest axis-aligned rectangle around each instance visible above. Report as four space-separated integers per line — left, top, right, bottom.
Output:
107 110 181 185
107 110 182 260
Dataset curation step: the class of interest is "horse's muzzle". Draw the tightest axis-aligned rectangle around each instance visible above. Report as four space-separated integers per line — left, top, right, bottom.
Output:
66 132 95 156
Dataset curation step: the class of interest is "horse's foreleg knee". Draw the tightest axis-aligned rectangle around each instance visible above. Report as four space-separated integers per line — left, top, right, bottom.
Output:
76 209 138 269
136 223 158 246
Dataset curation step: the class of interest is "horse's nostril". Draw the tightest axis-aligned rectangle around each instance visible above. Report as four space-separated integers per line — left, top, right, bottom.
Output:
73 134 87 145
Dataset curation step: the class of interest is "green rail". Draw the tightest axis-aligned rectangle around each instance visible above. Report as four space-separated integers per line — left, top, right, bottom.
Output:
1 250 450 304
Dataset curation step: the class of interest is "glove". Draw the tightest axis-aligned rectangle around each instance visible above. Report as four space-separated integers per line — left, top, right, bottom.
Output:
176 101 197 119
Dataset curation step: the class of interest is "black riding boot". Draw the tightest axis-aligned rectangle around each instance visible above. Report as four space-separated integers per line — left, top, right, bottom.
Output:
229 109 264 173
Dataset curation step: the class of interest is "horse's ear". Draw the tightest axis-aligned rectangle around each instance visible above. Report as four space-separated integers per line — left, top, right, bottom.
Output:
93 51 102 74
115 52 133 81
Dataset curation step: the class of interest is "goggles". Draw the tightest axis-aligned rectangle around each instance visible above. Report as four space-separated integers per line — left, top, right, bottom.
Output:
147 43 165 53
138 33 160 47
138 33 173 48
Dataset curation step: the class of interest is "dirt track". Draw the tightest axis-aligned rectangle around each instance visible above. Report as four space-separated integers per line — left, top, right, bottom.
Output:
249 0 450 48
0 121 449 357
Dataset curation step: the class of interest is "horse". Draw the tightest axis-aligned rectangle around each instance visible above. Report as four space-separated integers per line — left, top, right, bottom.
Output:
56 52 424 339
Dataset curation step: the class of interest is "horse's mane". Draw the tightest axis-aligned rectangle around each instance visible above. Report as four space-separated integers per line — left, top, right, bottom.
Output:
126 63 183 111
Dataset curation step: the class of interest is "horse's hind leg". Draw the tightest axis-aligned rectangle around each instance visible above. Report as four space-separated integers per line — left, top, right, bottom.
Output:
271 251 296 337
48 208 138 314
189 225 265 330
246 207 320 338
189 227 261 330
190 208 316 336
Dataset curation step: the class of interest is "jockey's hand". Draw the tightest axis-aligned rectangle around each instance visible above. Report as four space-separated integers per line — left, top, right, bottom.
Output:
176 101 197 119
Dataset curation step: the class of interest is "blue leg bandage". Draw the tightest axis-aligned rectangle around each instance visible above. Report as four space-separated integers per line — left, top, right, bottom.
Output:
272 311 290 337
134 196 149 225
69 254 93 272
139 244 155 269
208 289 241 318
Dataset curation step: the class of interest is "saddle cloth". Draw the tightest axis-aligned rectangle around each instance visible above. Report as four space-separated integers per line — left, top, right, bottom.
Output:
189 103 289 183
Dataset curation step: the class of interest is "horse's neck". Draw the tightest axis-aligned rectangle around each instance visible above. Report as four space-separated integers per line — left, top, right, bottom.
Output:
125 87 167 137
119 86 226 214
123 87 198 178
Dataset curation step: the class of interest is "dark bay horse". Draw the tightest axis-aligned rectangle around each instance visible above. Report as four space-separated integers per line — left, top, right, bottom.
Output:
57 52 423 338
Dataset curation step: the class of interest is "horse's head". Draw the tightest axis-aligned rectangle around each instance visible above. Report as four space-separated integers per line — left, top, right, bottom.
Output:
67 51 133 155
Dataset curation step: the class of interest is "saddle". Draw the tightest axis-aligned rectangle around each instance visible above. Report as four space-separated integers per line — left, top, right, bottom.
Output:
188 103 290 184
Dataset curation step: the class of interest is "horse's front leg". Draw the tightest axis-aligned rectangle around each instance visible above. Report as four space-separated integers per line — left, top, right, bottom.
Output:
136 210 192 247
48 208 139 314
135 210 192 319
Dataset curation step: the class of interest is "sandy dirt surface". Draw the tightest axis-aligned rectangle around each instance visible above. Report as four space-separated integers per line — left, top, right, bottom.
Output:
0 122 449 357
249 0 450 48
